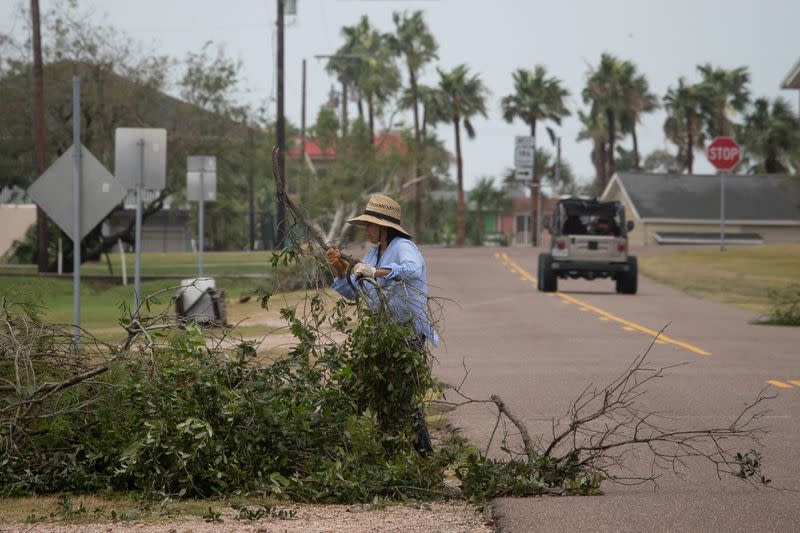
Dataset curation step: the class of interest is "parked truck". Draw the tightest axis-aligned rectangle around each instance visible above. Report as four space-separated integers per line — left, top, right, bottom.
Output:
538 197 637 294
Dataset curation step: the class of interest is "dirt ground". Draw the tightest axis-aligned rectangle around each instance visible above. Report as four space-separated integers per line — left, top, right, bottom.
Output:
1 502 492 533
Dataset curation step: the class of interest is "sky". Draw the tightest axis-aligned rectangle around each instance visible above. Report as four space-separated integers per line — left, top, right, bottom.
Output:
2 0 799 191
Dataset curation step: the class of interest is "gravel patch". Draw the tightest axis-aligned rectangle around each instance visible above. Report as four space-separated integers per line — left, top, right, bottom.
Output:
2 502 493 533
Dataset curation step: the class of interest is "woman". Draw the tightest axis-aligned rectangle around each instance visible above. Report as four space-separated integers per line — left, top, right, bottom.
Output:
325 194 438 348
325 194 437 455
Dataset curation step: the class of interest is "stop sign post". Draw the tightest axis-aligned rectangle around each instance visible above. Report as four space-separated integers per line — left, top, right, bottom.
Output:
706 137 740 251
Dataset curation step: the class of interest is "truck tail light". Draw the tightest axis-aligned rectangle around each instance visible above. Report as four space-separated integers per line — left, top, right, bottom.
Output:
556 239 566 250
617 242 626 252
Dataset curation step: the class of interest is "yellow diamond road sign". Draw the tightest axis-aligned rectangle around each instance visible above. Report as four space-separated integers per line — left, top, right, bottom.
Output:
28 145 127 241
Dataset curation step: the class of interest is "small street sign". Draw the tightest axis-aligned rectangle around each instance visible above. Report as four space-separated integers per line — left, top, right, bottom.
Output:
28 145 126 241
187 155 217 173
515 168 532 182
514 135 534 169
114 128 167 190
187 172 217 201
707 137 740 171
187 155 217 202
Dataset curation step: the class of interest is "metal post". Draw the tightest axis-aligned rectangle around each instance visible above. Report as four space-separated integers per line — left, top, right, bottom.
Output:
134 139 144 312
720 171 726 252
199 170 205 276
72 76 81 345
118 238 127 286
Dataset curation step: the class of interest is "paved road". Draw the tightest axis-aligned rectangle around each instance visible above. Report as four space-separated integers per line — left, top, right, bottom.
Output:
425 245 800 533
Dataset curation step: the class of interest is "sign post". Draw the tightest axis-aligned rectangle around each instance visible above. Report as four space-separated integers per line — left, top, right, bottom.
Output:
514 135 535 245
72 76 81 344
115 128 167 313
706 137 741 252
187 156 217 277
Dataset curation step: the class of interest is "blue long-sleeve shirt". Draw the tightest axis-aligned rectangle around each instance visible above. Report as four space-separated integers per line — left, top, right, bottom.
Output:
331 238 439 347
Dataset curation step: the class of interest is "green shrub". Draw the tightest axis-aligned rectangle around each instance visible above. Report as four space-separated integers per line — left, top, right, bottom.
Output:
766 284 800 326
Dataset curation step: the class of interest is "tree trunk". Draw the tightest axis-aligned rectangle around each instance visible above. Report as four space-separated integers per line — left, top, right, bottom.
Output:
454 117 465 247
367 93 374 143
341 80 348 136
530 120 538 246
593 139 607 192
357 96 364 123
31 0 49 273
605 108 616 188
632 126 640 170
409 65 423 240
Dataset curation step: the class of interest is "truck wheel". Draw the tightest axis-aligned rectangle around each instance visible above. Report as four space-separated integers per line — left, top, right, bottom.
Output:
539 253 558 292
537 254 544 290
616 256 638 294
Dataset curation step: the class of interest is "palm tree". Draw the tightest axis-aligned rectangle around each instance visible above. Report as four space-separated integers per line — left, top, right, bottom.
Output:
576 109 610 192
438 64 488 246
663 77 705 173
696 64 750 139
337 17 401 141
387 11 438 238
582 54 637 189
500 66 570 245
740 97 800 174
619 73 658 169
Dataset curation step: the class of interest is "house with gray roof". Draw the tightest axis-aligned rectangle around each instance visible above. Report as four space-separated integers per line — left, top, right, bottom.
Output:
600 172 800 246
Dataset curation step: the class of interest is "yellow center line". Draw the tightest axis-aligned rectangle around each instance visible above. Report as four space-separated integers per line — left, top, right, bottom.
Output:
768 380 793 389
499 254 712 357
789 380 800 387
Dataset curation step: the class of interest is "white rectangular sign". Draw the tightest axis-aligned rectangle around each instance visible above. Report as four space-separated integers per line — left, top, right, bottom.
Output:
514 135 534 168
114 128 167 190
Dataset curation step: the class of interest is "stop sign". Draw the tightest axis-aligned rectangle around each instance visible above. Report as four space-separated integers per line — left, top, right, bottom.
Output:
706 137 740 171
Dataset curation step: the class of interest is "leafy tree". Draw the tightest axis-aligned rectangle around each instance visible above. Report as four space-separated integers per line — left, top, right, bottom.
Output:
437 64 488 246
335 17 401 141
313 105 340 151
643 149 681 174
696 64 750 139
663 77 705 173
469 177 509 245
501 66 570 244
0 1 266 265
387 10 438 239
739 97 800 174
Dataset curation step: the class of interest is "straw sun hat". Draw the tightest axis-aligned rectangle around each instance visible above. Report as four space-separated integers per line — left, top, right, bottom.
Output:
347 194 412 239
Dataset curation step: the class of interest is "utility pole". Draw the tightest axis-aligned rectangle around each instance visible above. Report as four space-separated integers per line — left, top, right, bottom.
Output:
274 0 287 249
248 126 256 251
530 128 538 247
31 0 49 272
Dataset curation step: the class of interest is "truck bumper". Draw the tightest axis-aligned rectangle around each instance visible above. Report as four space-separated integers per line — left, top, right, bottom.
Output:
550 260 631 273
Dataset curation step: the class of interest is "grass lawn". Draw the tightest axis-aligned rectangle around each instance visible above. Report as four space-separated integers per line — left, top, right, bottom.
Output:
0 251 327 338
0 250 277 277
638 244 800 315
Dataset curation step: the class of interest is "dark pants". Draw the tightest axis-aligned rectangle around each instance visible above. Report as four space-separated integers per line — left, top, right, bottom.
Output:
409 334 433 456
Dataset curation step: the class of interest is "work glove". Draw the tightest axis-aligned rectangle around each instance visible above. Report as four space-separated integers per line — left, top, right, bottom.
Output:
353 262 377 280
325 247 349 278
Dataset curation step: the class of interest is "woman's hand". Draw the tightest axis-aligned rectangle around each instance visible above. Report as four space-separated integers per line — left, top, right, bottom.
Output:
325 246 349 278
